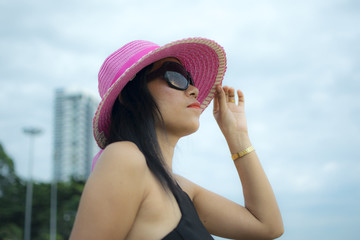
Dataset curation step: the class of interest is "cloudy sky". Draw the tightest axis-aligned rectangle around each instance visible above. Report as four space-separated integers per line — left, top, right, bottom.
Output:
1 0 359 239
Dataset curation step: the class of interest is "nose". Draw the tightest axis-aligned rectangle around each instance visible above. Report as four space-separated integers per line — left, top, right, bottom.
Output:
186 84 199 99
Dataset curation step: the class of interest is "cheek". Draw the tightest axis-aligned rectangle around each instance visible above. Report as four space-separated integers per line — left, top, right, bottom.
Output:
155 91 182 121
148 80 200 135
148 81 180 111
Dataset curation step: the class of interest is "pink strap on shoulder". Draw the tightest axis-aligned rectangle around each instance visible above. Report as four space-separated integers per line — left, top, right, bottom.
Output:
91 149 104 171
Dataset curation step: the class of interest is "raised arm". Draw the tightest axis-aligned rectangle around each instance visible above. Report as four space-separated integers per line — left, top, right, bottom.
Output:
190 85 283 239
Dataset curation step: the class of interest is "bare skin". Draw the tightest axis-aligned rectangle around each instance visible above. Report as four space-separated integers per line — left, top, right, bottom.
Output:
70 58 284 240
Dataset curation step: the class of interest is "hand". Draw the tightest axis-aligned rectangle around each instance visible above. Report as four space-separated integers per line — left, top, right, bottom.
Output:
213 85 249 151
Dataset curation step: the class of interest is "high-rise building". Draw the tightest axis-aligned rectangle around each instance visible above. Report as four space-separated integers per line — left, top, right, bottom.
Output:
53 88 99 182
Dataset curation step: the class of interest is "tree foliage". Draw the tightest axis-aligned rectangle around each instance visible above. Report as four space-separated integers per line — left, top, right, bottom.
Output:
0 143 85 240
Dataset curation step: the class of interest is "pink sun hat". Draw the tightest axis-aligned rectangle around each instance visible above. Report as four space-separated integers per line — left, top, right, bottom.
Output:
93 37 227 150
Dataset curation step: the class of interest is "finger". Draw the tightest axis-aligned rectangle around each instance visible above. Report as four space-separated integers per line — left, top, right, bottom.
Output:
228 88 236 104
237 89 245 105
213 87 219 112
223 86 229 102
215 85 227 110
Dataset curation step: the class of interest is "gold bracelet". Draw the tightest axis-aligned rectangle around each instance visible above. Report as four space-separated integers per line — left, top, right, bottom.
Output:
231 146 255 161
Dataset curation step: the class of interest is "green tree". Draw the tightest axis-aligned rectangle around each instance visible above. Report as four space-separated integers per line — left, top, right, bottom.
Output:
0 142 20 194
0 223 23 240
0 143 85 240
31 182 51 239
57 178 85 239
0 143 25 240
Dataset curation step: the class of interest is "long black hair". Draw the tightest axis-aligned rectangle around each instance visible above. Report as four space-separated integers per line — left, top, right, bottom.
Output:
107 64 180 195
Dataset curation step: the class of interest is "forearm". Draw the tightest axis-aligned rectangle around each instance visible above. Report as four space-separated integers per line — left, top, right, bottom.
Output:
228 133 283 234
213 85 283 236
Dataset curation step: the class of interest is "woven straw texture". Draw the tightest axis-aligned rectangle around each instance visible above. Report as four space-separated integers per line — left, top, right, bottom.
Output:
94 37 227 149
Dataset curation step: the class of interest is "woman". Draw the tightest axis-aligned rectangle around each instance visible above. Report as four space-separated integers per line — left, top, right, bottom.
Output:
70 38 284 239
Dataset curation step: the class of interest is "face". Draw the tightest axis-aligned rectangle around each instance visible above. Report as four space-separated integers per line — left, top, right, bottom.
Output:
147 58 201 138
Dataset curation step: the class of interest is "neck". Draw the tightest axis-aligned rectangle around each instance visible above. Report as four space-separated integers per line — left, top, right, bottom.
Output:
156 129 179 171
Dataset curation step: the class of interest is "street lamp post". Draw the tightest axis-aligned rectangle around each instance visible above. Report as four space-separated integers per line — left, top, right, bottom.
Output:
23 127 42 240
50 155 57 240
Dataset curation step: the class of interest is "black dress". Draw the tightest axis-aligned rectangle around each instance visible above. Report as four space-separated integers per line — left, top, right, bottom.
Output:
162 187 214 240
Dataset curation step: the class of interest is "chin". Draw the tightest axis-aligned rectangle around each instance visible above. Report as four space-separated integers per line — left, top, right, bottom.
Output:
164 117 200 137
181 121 200 137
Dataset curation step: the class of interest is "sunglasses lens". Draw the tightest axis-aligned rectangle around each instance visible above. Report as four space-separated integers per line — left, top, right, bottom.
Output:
164 71 190 90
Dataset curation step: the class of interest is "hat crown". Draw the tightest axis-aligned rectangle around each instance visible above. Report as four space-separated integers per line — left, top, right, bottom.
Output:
98 40 159 98
93 37 227 150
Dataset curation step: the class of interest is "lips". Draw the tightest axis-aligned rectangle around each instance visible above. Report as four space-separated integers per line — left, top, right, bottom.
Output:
187 102 201 109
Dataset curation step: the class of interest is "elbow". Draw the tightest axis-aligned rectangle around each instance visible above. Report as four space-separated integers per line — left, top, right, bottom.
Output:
267 222 284 239
272 228 284 239
265 211 285 239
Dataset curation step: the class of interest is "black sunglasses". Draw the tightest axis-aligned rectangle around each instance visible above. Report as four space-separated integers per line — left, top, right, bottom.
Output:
146 61 194 90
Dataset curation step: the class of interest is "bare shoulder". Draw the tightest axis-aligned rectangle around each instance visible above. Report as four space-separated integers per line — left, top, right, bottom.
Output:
94 141 147 173
70 141 149 239
86 141 149 200
88 141 149 196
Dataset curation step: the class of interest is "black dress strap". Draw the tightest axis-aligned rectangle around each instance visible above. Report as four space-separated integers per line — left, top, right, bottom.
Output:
162 187 214 240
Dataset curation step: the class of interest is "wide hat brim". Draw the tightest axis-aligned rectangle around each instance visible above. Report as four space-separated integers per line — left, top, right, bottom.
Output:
94 37 227 149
